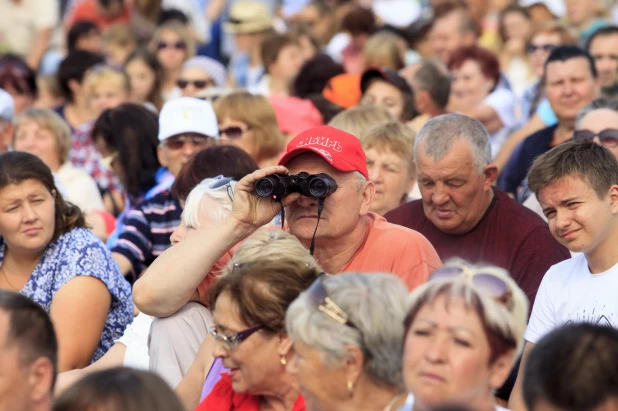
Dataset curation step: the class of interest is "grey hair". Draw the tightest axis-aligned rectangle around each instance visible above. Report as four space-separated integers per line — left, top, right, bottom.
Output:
352 170 367 191
183 177 236 228
286 272 409 390
405 258 529 366
575 97 618 128
414 113 491 173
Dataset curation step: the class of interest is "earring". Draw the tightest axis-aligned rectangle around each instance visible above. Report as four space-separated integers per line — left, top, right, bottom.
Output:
347 380 354 398
280 355 287 365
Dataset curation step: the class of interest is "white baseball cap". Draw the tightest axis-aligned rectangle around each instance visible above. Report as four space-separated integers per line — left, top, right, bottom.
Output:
158 97 219 142
0 89 14 122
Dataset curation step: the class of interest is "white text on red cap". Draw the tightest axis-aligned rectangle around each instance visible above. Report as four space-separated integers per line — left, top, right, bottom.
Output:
296 136 343 152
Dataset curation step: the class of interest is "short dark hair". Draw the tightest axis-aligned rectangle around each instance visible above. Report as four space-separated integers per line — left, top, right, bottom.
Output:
523 323 618 410
586 25 618 52
0 290 58 389
414 60 451 109
53 367 183 411
528 139 618 199
0 152 86 241
157 8 189 26
208 260 321 333
341 7 376 37
293 54 345 99
57 51 104 102
91 104 160 201
543 45 598 84
67 20 100 53
171 145 259 201
260 34 298 74
0 54 37 98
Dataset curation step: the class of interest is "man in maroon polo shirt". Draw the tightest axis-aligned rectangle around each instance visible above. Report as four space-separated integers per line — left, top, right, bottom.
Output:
385 113 570 307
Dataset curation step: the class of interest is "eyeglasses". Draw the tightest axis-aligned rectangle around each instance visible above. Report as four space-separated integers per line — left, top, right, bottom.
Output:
527 43 556 54
208 324 264 350
209 175 234 202
573 129 618 148
164 135 212 150
219 126 250 139
100 152 118 169
157 41 187 51
429 265 514 310
307 275 359 329
177 79 214 89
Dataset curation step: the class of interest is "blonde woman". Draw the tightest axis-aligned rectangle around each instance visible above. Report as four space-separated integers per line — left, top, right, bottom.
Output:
328 104 395 138
401 259 529 411
213 92 286 167
149 22 196 101
362 31 406 72
83 65 131 117
12 108 104 212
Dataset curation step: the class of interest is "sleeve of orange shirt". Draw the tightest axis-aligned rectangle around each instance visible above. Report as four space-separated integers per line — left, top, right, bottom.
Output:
196 248 235 306
388 230 442 290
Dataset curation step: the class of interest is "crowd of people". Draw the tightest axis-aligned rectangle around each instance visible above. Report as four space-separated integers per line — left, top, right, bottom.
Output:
1 0 618 410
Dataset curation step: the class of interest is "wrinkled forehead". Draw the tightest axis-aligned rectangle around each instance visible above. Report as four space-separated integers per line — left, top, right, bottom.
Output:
284 152 347 178
577 108 618 132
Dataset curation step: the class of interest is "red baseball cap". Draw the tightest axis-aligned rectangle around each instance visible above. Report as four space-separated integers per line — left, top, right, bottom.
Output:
278 125 369 179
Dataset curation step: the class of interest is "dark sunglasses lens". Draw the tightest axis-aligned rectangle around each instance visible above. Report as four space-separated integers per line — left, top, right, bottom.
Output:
573 130 595 141
157 42 167 50
223 127 243 139
430 266 463 281
166 139 185 150
175 41 187 50
599 130 618 147
210 176 233 189
193 80 208 89
472 274 509 300
177 79 189 88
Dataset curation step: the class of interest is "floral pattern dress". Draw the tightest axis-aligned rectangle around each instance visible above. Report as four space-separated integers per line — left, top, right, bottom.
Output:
0 228 133 363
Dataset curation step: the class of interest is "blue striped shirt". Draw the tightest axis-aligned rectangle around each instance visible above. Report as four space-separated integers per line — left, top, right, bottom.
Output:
111 190 182 281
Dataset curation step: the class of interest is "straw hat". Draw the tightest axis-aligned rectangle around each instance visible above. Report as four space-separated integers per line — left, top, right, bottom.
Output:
224 1 273 34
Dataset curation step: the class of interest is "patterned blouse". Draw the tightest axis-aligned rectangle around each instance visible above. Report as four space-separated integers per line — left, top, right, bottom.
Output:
0 228 133 363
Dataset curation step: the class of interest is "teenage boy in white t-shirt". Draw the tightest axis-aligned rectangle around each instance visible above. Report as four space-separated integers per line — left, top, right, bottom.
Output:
509 139 618 410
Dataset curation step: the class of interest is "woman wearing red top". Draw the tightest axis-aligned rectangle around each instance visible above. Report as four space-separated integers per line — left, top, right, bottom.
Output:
195 259 320 411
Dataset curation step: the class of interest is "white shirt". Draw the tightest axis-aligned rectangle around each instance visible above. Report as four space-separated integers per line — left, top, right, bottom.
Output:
525 254 618 345
483 88 518 158
0 0 59 57
56 162 104 212
398 393 510 411
115 312 154 370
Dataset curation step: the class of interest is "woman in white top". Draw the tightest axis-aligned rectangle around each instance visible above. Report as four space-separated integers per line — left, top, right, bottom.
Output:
12 107 104 212
399 259 529 411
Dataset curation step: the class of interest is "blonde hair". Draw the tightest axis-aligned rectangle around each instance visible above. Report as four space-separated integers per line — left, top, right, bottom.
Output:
362 32 405 71
360 121 416 177
102 23 139 48
213 91 285 163
149 22 195 59
222 228 318 276
328 104 395 138
13 108 72 164
83 65 131 97
404 259 529 367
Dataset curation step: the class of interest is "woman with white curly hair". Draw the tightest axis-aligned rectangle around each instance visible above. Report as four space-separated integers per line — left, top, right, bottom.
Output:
400 259 529 411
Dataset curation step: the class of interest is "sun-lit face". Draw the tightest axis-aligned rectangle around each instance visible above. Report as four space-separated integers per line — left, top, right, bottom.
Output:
545 57 599 124
450 59 495 103
270 44 304 84
362 80 405 120
403 294 512 410
13 119 62 171
156 30 188 71
218 118 257 160
126 59 156 104
0 179 56 257
502 10 531 43
589 34 618 88
416 140 495 235
89 81 129 116
538 174 618 256
366 147 414 216
430 12 466 65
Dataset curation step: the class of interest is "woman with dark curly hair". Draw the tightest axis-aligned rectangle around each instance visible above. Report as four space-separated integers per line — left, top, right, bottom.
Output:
0 152 132 372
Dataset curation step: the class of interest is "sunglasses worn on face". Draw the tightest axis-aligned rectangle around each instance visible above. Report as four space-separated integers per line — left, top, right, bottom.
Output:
157 41 187 51
208 324 264 350
219 126 250 139
429 266 514 310
177 78 215 89
164 135 211 150
573 129 618 148
527 44 556 54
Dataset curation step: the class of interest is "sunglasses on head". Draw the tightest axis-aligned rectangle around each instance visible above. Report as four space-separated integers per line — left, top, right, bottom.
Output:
219 126 250 139
429 265 514 310
208 175 234 202
164 134 211 150
573 129 618 148
177 78 215 90
527 44 556 54
157 41 187 51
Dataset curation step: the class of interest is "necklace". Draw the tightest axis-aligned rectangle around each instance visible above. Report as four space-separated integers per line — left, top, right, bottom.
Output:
0 266 18 291
383 392 406 411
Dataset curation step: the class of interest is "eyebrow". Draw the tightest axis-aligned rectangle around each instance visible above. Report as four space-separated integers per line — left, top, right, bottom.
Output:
414 319 475 335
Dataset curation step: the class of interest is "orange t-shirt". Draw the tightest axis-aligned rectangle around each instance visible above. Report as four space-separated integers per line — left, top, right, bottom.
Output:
196 247 236 306
68 0 132 30
339 213 442 290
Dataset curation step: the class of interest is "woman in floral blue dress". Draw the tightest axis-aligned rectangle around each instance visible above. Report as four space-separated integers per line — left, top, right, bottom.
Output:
0 152 132 371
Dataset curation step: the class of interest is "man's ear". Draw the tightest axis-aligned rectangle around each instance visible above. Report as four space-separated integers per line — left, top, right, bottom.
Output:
360 180 375 216
608 185 618 215
483 164 499 190
27 357 55 403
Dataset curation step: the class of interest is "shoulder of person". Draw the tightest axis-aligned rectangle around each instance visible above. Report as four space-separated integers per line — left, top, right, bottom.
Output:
383 200 423 226
522 125 557 149
543 253 586 283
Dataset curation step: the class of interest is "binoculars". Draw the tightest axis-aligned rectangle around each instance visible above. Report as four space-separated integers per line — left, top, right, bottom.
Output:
255 172 338 199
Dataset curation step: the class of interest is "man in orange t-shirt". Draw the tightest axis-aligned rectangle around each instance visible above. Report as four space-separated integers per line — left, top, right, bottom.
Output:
66 0 132 31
